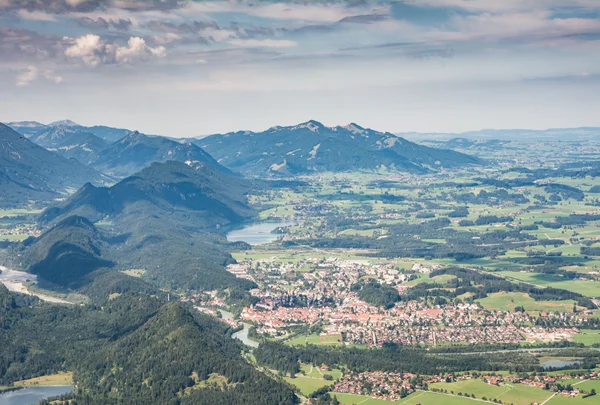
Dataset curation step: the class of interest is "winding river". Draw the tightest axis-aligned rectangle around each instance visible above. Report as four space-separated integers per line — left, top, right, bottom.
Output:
220 310 259 348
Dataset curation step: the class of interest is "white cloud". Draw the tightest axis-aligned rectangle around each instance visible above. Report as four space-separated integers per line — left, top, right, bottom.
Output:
17 9 57 21
64 34 166 66
15 65 63 87
228 38 297 48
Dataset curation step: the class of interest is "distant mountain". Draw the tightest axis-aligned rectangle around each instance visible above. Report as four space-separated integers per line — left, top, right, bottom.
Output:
197 120 481 176
48 119 80 127
89 131 230 178
84 125 137 143
7 120 163 143
29 125 108 164
438 138 511 150
398 127 600 142
0 124 110 207
40 160 253 229
22 216 113 287
6 121 47 137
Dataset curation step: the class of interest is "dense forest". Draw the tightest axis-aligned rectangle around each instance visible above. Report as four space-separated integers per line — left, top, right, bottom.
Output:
0 286 297 405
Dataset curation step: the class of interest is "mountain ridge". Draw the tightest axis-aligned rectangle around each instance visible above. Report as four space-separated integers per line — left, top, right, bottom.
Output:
0 123 110 207
196 120 481 176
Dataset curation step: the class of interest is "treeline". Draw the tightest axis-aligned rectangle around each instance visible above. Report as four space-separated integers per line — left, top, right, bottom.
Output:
254 341 541 375
402 267 595 308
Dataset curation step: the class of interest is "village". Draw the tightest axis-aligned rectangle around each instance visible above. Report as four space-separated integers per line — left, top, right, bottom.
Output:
222 256 595 347
333 369 599 403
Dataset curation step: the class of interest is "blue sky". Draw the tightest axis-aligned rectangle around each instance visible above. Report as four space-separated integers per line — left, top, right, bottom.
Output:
1 0 600 137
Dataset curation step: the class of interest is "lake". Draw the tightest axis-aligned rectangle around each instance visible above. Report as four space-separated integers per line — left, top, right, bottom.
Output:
225 222 295 245
541 359 581 369
0 386 73 405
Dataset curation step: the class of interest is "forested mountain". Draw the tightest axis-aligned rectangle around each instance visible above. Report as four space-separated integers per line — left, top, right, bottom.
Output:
40 160 253 228
21 216 113 287
197 120 481 176
28 125 108 164
35 161 255 292
89 131 230 178
0 288 298 405
0 124 110 207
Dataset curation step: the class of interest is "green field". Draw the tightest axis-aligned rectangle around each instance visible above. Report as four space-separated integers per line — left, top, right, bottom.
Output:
497 271 600 297
430 379 553 405
284 375 333 396
333 392 401 405
477 292 578 312
572 330 600 346
286 333 343 347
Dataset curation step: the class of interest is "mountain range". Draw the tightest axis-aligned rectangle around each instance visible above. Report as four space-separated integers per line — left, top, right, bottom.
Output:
0 123 110 207
398 127 600 142
7 120 147 143
88 131 230 178
197 120 481 176
28 125 109 163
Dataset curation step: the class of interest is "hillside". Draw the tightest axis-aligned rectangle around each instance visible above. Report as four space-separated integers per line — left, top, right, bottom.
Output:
22 216 113 287
29 125 108 163
89 131 230 177
197 120 481 176
40 160 252 228
37 161 255 291
0 124 110 207
0 290 298 404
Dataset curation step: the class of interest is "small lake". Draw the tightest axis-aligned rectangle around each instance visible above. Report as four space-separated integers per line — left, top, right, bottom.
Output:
226 222 295 245
0 386 73 405
541 359 580 369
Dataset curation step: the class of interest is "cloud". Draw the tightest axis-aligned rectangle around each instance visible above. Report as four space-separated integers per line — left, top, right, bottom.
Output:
63 34 166 66
228 38 297 48
77 16 132 31
15 65 63 86
0 0 185 13
115 36 166 63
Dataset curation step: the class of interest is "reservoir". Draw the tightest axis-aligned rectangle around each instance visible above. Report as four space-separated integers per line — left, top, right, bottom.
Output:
0 386 73 405
225 221 295 245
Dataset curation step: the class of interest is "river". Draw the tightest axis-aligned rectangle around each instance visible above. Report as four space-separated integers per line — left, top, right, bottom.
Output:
220 310 259 348
225 221 295 245
0 267 71 304
0 386 73 405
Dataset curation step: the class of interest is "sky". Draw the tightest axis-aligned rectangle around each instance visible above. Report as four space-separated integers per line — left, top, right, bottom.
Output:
1 0 600 137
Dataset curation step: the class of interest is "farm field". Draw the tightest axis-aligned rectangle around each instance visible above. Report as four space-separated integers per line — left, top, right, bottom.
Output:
572 330 600 346
497 271 600 297
429 379 553 405
284 375 333 396
477 292 579 312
